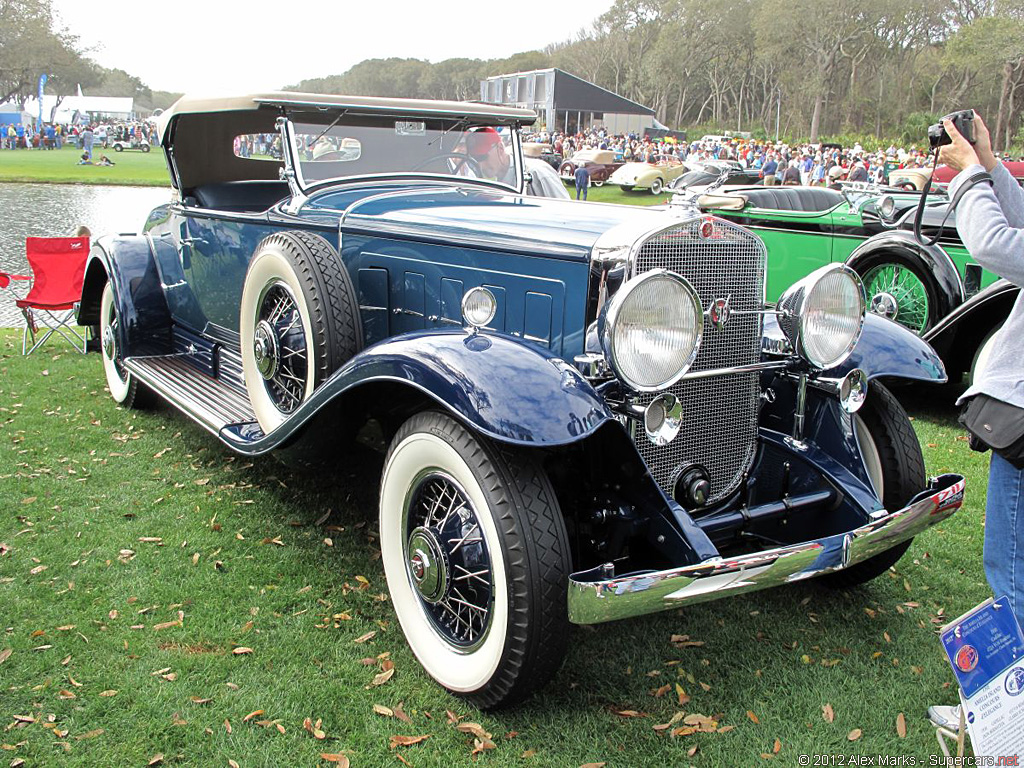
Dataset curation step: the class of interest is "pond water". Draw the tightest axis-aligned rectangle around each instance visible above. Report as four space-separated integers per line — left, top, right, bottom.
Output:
0 182 172 326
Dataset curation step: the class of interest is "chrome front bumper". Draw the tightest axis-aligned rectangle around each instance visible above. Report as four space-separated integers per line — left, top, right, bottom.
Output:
567 474 965 624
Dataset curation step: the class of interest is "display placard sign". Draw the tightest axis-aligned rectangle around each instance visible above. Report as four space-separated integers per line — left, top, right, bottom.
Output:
940 596 1024 756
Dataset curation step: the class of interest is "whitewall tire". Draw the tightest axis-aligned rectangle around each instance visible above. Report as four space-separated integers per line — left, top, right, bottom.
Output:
379 411 570 709
239 232 361 434
99 281 150 408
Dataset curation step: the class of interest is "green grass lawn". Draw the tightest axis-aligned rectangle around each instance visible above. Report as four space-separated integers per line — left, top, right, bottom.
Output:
0 330 992 767
0 145 168 186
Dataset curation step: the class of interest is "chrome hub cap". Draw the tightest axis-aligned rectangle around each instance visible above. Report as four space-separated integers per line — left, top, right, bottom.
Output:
101 324 116 360
253 320 280 380
407 527 448 603
869 291 898 320
254 281 308 414
404 472 493 649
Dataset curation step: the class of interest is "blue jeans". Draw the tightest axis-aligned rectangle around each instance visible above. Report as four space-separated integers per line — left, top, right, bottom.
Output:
984 452 1024 629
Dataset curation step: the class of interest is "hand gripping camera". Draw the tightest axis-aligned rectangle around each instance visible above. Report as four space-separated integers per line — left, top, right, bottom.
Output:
928 109 976 148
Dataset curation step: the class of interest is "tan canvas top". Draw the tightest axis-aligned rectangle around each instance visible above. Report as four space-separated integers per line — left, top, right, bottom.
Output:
572 149 616 165
158 92 537 191
159 92 536 144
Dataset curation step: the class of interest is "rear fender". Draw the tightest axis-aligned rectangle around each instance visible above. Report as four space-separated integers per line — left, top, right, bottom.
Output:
846 230 964 319
222 329 616 452
78 235 173 357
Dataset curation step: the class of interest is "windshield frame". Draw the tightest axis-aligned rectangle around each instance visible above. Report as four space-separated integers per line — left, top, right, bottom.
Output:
279 113 525 196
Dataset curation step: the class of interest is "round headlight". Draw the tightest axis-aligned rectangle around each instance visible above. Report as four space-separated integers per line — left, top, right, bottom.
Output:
600 269 703 391
778 265 865 369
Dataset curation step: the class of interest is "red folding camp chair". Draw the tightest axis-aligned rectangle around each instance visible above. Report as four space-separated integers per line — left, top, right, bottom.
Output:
8 237 90 355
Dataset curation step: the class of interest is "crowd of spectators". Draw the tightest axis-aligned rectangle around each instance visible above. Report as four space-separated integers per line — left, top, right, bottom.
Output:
3 119 158 158
526 126 1020 189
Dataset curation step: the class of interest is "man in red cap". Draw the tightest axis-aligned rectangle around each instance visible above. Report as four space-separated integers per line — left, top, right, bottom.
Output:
466 127 515 185
465 127 568 199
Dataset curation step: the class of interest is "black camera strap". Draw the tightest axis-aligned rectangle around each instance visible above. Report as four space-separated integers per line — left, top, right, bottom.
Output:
913 149 993 246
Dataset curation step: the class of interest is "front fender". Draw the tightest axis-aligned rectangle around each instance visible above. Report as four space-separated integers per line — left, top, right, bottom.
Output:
829 312 946 384
846 230 964 318
78 234 172 358
222 330 615 453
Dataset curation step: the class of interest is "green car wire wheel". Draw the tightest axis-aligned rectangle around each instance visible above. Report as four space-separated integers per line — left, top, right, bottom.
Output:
861 261 933 334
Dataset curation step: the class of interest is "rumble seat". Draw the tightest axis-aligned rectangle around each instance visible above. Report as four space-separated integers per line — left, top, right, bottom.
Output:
191 181 289 213
738 187 844 213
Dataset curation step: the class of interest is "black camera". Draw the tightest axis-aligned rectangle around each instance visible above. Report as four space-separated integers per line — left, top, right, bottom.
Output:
928 109 976 148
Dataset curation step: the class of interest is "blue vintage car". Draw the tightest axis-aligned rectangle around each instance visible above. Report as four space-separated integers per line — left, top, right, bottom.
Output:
77 93 965 709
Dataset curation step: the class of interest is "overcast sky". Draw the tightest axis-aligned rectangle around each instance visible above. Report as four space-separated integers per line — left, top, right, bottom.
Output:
50 0 616 95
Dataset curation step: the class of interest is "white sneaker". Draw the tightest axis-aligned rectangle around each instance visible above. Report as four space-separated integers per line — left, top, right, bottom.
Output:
927 704 962 731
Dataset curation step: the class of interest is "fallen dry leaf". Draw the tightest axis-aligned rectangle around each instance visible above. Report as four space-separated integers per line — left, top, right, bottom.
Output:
190 697 212 705
98 690 118 697
320 755 349 766
389 734 430 749
848 728 863 741
232 647 253 655
224 719 232 734
773 738 781 754
0 649 11 665
372 667 395 686
243 710 264 722
75 729 104 740
472 737 496 755
228 761 239 768
746 710 760 724
822 703 834 723
354 631 376 644
373 704 394 717
896 712 907 738
148 754 164 766
579 763 607 768
456 722 491 739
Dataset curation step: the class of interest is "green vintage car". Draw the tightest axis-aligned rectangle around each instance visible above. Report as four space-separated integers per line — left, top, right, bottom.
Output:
691 183 1011 383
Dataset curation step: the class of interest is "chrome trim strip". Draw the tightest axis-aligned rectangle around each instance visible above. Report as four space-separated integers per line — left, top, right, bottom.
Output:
566 473 965 624
677 360 788 382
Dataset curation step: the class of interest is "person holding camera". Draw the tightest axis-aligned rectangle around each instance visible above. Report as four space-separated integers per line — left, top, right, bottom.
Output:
927 112 1024 729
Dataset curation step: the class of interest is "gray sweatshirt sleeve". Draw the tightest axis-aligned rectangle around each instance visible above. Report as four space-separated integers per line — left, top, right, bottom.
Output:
949 162 1024 288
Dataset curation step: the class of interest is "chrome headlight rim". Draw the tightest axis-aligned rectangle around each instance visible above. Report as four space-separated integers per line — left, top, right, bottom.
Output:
600 268 704 393
779 264 866 370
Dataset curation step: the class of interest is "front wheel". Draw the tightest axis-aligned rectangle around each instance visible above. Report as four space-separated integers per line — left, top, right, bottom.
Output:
968 323 1002 386
113 144 123 152
649 177 664 195
380 412 571 709
860 259 937 334
822 382 924 588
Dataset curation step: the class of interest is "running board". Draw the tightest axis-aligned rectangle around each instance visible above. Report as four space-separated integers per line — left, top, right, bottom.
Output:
124 356 256 436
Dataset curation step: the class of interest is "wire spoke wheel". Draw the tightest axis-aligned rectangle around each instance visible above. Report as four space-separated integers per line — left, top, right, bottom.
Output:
253 281 308 414
404 471 493 649
863 263 930 334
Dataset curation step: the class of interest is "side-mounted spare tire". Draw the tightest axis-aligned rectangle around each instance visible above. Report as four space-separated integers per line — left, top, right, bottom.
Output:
240 231 362 433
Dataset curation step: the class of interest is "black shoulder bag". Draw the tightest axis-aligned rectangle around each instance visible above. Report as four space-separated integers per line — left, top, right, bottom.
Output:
959 394 1024 469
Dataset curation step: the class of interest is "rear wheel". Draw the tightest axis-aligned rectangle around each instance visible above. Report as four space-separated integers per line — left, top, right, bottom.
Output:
379 411 571 709
823 382 924 588
240 232 361 433
99 282 152 409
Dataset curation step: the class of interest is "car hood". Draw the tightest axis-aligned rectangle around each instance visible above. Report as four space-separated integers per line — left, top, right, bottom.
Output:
331 186 666 261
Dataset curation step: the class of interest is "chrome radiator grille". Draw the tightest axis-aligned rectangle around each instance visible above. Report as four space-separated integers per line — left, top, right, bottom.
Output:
630 218 766 504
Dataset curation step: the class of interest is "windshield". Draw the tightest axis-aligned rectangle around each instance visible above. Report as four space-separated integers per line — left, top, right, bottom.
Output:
285 116 522 191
